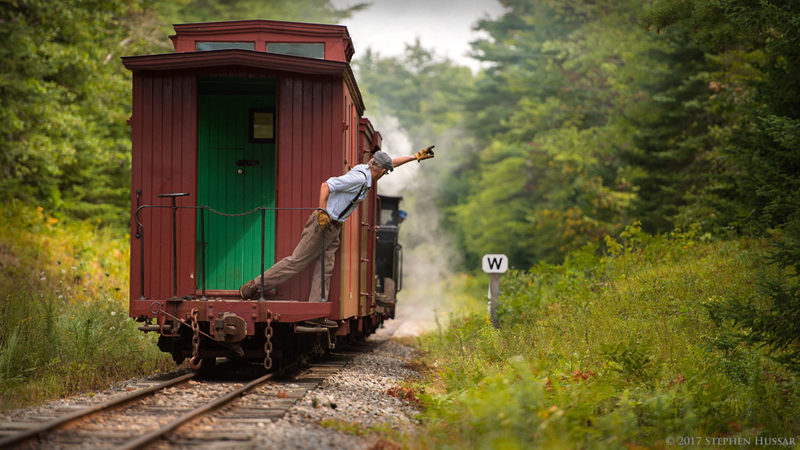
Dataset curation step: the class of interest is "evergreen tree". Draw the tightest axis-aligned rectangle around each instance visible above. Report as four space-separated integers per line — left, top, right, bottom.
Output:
646 0 800 232
622 33 718 233
707 221 800 373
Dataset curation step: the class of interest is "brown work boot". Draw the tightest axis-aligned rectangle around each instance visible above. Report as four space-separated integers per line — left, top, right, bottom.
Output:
239 281 258 300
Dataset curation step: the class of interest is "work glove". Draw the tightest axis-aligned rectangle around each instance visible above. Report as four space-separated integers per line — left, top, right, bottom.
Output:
414 145 435 162
317 210 332 230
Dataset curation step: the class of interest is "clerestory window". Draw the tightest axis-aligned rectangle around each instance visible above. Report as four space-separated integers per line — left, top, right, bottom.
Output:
196 42 254 51
265 43 324 59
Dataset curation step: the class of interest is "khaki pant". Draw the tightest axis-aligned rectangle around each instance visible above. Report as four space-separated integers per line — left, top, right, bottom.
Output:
247 211 341 302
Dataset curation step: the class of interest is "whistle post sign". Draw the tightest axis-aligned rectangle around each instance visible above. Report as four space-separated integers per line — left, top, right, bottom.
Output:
482 254 508 329
482 254 508 273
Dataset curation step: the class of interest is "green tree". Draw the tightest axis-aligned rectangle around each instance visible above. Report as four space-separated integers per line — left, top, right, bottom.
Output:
648 0 800 375
0 0 356 226
622 32 719 233
154 0 364 33
646 0 800 232
0 0 148 224
450 0 663 266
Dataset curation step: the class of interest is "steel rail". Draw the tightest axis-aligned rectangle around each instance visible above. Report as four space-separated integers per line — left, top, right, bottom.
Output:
0 372 196 449
119 372 275 450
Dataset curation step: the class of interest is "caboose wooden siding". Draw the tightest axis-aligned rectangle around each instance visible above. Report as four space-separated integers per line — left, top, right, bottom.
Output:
277 75 341 307
124 50 367 317
358 119 381 317
129 72 198 302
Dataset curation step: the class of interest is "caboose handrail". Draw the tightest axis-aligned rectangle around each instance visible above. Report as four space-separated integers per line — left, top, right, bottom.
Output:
134 197 327 302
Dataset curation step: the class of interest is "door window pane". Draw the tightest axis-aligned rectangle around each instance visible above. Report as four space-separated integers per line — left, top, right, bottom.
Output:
250 109 274 142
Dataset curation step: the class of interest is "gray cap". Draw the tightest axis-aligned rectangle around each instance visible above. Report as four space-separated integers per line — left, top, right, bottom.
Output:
372 151 393 171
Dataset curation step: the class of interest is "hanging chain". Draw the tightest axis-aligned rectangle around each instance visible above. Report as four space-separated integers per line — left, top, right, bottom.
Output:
189 308 202 369
263 310 274 370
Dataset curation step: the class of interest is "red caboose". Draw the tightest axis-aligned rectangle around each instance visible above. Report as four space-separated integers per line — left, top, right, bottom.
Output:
123 20 393 369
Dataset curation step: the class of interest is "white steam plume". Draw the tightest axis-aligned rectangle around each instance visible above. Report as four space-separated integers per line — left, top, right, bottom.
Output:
373 115 462 337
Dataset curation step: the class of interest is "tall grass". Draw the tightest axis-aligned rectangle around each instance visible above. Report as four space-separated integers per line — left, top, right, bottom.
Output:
411 224 800 448
0 201 172 410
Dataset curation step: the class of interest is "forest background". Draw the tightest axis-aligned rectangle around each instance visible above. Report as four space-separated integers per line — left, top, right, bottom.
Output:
2 0 800 446
3 0 798 263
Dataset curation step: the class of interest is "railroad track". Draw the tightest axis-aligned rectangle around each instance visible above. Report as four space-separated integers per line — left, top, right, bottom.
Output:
0 351 355 449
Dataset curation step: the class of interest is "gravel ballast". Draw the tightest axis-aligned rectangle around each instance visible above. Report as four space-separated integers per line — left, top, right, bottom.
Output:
0 327 423 449
252 334 421 449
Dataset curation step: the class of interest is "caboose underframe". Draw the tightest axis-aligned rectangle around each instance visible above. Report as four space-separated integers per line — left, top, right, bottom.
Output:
123 20 394 369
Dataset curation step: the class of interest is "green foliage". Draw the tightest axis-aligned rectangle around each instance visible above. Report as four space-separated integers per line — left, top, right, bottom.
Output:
436 0 662 266
359 0 800 266
646 0 800 233
0 202 172 409
706 220 800 373
412 229 800 448
154 0 362 25
622 30 719 233
0 0 149 226
0 0 353 227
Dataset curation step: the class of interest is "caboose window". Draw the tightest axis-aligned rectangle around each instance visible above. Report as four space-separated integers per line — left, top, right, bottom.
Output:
250 108 275 142
196 41 254 51
266 43 324 59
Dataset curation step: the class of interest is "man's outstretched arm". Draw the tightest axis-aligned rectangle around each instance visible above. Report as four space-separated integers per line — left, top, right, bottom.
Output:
392 145 435 169
391 155 416 168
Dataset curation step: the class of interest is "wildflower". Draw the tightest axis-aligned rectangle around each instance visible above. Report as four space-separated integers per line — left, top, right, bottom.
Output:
537 405 559 419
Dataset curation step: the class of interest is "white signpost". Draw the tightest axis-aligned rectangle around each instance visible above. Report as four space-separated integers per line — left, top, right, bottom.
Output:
482 254 508 328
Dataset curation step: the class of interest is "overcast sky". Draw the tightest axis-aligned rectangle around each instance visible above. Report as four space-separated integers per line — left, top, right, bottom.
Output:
330 0 507 71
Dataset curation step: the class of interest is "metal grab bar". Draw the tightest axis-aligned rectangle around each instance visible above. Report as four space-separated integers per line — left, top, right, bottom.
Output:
134 193 327 302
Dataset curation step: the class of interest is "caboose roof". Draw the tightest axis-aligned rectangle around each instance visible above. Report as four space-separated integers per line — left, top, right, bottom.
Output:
169 19 355 62
121 49 364 114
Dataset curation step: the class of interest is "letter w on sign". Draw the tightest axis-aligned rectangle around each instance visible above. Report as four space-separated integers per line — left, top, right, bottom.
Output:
482 254 508 273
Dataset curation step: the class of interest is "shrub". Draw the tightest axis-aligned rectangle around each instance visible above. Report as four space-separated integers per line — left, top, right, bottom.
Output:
0 201 172 409
706 220 800 374
413 226 800 448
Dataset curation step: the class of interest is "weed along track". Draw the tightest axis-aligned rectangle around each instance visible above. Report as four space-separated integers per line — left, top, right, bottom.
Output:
0 352 355 449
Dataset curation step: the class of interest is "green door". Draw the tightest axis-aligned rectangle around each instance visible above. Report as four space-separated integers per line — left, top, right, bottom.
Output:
197 81 276 291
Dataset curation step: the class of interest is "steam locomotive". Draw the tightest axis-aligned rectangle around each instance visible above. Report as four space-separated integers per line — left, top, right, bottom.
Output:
122 20 403 371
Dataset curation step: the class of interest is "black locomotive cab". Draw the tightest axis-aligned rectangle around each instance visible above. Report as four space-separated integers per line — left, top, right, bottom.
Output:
375 195 403 313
